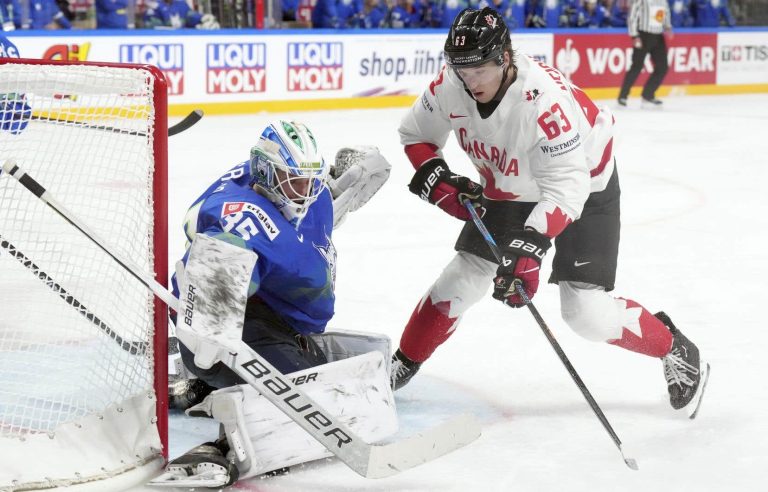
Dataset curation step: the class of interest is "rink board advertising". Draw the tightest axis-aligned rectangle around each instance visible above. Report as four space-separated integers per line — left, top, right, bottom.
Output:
8 28 767 112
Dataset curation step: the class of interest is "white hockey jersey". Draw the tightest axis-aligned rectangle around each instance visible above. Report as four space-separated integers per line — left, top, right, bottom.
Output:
399 54 616 238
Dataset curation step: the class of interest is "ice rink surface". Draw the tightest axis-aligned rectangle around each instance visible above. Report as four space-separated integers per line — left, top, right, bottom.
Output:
162 94 768 492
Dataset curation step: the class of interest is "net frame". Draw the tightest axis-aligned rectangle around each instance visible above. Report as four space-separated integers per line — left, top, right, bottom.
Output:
0 58 168 490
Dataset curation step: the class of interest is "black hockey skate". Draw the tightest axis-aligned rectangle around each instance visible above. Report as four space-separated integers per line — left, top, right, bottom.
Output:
390 349 422 391
656 312 710 419
168 374 215 411
150 439 239 488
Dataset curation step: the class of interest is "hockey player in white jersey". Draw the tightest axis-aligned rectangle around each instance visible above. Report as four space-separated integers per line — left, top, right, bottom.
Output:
390 7 709 418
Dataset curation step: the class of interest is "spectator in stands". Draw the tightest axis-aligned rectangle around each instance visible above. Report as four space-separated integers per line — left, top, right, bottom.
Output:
438 0 468 28
0 0 20 31
574 0 607 27
337 0 362 27
24 0 71 29
542 0 563 26
415 0 437 26
96 0 129 28
524 0 544 26
606 0 631 27
691 0 734 27
143 0 168 27
144 0 218 28
559 0 580 27
670 0 693 26
352 0 386 27
506 0 525 29
311 0 339 27
282 0 300 21
388 0 422 27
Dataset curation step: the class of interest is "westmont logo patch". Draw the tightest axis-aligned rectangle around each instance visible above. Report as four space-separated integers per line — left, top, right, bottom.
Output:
206 43 266 94
287 42 343 91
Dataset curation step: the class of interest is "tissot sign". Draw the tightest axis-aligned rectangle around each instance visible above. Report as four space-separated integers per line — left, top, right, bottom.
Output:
554 33 717 87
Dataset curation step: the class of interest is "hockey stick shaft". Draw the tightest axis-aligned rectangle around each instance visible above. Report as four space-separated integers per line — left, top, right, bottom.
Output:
30 109 203 137
2 162 480 478
463 199 638 470
0 236 147 355
2 161 178 310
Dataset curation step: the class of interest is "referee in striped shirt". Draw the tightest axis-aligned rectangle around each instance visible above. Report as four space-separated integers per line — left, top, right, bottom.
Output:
618 0 672 107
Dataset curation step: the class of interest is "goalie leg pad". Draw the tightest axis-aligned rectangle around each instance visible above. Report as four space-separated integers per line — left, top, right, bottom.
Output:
188 351 398 480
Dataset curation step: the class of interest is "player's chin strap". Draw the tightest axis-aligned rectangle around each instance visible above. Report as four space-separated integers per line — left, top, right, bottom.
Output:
462 198 639 471
489 62 515 102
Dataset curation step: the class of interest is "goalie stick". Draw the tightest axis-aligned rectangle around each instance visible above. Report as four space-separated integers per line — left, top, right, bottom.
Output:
0 236 147 355
1 160 482 479
29 109 203 138
463 199 639 471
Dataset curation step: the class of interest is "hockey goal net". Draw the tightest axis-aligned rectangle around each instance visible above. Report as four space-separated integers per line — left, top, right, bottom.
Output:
0 59 168 490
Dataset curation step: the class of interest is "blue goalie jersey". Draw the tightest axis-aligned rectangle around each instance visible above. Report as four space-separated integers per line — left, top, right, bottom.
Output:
173 162 336 335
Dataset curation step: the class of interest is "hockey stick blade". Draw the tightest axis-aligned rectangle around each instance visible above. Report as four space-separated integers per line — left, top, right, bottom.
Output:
364 413 481 478
168 109 203 136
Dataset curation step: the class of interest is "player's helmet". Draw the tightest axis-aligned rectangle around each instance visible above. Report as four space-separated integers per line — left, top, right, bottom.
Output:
250 120 329 228
443 7 510 68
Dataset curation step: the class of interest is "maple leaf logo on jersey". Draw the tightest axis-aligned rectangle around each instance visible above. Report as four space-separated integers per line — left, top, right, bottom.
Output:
485 15 497 28
544 206 573 238
477 164 520 201
525 89 541 102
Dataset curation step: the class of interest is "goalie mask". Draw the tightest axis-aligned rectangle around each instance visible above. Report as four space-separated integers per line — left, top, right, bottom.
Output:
250 121 329 229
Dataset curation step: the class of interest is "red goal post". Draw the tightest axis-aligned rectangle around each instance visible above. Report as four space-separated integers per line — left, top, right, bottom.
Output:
0 58 168 490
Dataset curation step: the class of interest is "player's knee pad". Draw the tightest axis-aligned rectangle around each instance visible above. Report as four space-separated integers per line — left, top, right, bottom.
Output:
559 281 623 342
188 351 397 480
429 252 496 316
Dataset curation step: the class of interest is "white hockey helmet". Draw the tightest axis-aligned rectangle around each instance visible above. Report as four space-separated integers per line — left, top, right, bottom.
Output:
250 120 329 228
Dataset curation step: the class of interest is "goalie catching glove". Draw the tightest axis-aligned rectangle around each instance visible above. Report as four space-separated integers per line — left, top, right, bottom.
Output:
408 158 482 220
328 146 391 227
492 230 551 307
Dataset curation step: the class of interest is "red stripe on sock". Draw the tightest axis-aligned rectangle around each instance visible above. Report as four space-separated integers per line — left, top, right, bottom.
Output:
399 295 459 363
608 299 673 358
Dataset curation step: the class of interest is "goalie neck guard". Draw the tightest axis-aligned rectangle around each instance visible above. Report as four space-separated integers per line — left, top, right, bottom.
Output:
250 120 329 229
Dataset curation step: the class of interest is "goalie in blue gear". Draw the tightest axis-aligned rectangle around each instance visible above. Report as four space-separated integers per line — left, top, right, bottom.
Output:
160 120 394 488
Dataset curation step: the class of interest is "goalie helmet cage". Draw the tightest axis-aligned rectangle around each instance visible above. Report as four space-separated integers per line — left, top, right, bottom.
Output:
0 58 168 491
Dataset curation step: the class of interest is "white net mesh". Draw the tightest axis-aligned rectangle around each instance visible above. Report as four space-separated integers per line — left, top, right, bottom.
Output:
0 62 163 488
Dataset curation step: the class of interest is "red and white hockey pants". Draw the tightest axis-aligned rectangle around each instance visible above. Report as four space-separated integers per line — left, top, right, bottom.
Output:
399 252 673 363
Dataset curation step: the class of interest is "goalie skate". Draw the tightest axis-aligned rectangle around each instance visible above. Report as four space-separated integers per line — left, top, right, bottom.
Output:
657 312 711 419
149 441 239 488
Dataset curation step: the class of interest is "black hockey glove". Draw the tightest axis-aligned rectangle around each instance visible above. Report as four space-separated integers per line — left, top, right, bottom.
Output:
408 158 482 220
492 230 552 307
